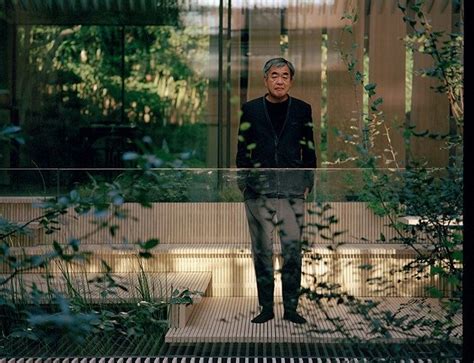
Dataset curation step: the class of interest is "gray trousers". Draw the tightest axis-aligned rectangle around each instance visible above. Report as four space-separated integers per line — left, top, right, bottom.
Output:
244 197 304 312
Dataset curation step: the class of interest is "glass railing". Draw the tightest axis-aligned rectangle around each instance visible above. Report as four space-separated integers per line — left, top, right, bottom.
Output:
0 167 462 358
0 167 374 202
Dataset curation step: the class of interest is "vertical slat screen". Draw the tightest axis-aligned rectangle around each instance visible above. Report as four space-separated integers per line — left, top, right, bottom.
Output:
229 7 244 167
247 8 280 101
287 1 323 168
206 8 220 167
410 0 451 167
1 199 451 298
326 0 365 168
0 200 413 246
368 0 406 167
231 0 453 170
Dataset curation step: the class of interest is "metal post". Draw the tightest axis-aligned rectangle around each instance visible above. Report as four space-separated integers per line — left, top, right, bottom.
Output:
225 0 232 168
217 0 224 169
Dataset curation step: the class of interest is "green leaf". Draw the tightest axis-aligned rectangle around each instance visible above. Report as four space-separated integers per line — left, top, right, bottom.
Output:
364 83 377 97
122 152 139 161
2 126 21 134
109 225 119 237
247 143 256 150
402 16 417 27
373 97 383 106
447 276 460 287
239 122 251 131
412 129 429 137
451 250 463 262
142 238 160 250
426 286 443 298
53 241 63 255
70 190 79 200
364 83 376 91
69 238 80 252
430 266 445 276
139 251 152 259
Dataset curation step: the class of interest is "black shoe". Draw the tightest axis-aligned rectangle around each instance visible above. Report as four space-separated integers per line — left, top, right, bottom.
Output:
251 310 274 324
283 310 307 324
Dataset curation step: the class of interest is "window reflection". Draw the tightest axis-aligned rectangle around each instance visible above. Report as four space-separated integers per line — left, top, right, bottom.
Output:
13 22 212 169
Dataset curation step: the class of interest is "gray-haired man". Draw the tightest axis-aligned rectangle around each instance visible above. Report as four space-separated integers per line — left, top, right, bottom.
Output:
236 57 317 324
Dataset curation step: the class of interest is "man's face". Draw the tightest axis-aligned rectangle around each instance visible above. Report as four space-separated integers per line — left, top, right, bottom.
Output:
264 65 293 102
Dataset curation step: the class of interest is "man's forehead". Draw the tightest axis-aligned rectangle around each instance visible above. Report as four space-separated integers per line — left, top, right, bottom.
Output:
268 65 290 74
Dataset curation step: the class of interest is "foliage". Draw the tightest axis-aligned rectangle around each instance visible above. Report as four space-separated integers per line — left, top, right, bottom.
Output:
0 149 203 352
0 125 24 145
15 24 210 169
300 0 463 347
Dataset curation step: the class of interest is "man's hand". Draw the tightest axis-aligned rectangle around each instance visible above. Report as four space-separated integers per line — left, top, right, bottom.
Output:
304 188 309 199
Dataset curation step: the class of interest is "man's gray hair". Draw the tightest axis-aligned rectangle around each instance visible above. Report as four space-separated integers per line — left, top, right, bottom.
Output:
263 57 295 79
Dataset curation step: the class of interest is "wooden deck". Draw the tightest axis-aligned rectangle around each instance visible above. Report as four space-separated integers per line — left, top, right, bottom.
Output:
166 296 462 344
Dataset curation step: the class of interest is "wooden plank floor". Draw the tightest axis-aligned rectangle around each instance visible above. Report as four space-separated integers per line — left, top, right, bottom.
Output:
166 296 462 344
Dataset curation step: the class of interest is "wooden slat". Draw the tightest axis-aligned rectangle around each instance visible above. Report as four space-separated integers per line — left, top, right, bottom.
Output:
287 1 323 168
229 7 244 168
206 8 220 167
165 296 462 343
369 0 407 167
246 8 280 101
410 1 452 167
1 200 406 246
1 200 454 298
326 0 365 168
5 242 440 298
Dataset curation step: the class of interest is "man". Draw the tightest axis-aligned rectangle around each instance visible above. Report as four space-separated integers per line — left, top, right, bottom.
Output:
236 57 317 324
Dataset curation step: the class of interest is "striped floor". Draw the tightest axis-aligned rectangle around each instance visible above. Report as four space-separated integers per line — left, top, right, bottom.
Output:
0 358 462 363
166 296 462 344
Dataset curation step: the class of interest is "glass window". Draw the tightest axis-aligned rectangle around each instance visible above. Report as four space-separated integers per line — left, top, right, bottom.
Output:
8 5 215 169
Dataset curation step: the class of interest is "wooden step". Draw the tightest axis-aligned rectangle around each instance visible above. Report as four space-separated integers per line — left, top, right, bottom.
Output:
165 296 462 344
1 243 449 298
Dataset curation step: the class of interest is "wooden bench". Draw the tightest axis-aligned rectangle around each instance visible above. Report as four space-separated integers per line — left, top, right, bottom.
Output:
398 215 463 227
0 199 453 299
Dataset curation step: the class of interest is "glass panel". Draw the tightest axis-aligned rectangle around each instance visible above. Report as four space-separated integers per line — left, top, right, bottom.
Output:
124 25 211 167
12 8 216 169
0 167 368 202
15 25 124 168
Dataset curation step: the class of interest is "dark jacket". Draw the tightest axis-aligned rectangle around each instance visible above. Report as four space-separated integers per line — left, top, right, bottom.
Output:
236 95 317 200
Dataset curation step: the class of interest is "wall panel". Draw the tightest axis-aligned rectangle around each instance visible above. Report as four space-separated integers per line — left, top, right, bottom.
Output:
369 0 406 167
410 0 451 167
326 0 365 168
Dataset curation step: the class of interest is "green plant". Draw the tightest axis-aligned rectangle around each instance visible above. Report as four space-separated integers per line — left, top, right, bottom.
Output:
0 161 170 347
314 0 463 346
169 287 202 306
295 0 463 352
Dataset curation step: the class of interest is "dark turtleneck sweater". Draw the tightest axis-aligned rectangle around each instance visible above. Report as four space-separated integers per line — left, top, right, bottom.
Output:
265 97 289 136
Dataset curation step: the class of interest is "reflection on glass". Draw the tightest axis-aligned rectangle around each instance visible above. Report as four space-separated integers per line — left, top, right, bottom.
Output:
124 26 210 168
16 26 122 168
14 20 212 169
0 168 369 203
